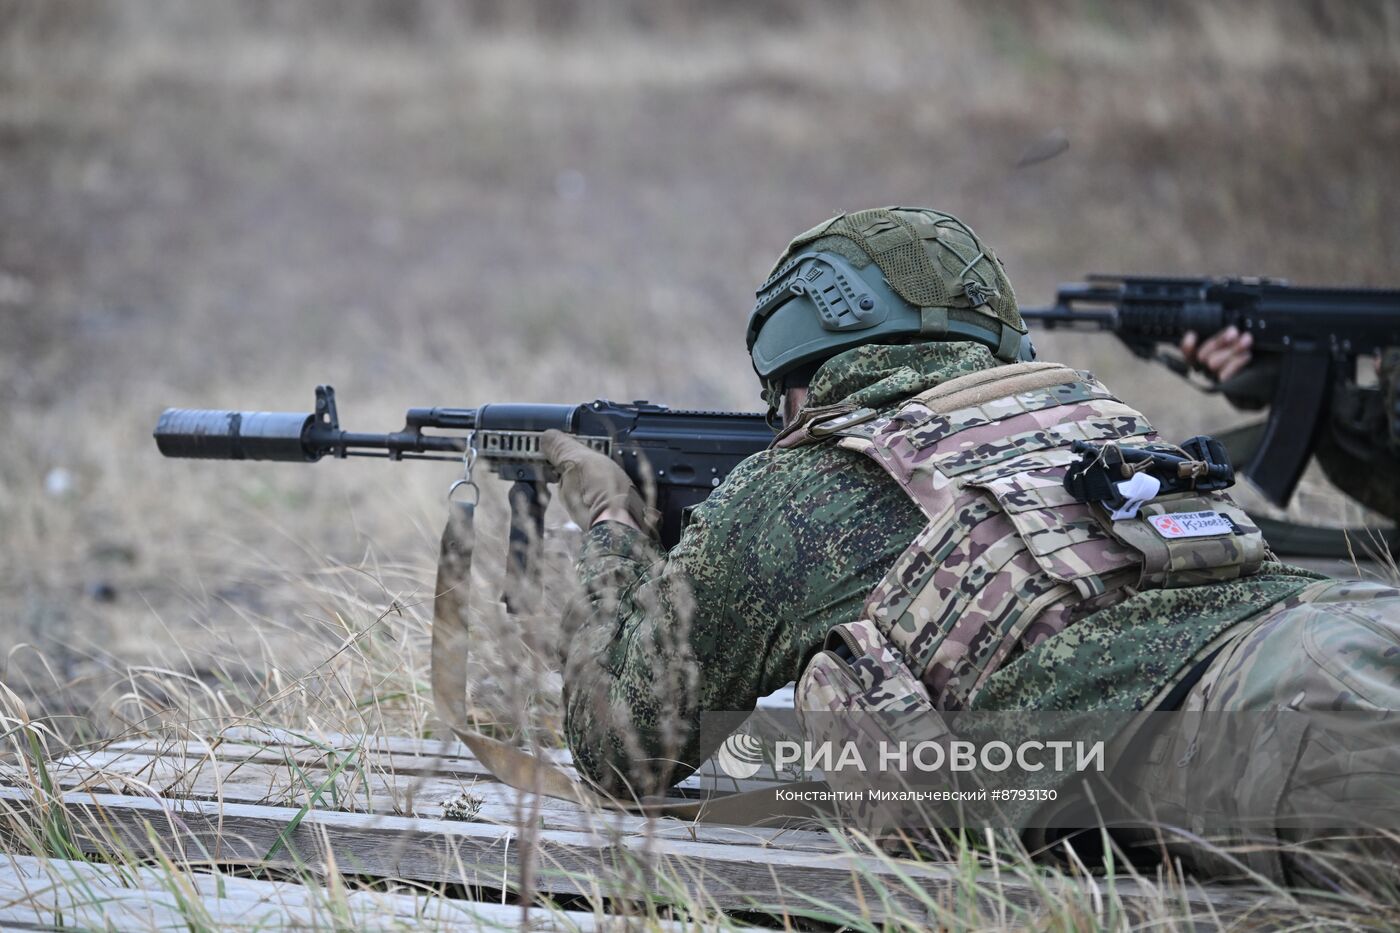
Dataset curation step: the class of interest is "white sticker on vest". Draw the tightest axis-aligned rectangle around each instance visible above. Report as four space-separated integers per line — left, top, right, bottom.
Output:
1148 511 1234 539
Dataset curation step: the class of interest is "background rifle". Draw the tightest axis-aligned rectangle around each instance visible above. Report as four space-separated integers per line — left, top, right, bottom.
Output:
1021 275 1400 511
156 386 773 602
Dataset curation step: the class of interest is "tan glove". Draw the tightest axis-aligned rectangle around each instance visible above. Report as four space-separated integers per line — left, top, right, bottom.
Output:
539 430 657 534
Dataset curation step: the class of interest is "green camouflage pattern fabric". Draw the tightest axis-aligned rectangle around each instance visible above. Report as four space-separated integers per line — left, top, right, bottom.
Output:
1186 578 1400 711
970 561 1324 714
1112 577 1400 884
561 340 1320 795
563 343 989 795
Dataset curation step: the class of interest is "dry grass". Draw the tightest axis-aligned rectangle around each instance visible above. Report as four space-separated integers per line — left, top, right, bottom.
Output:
1 1 1399 928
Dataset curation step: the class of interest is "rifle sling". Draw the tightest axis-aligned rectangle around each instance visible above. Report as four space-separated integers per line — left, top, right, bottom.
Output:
430 502 830 825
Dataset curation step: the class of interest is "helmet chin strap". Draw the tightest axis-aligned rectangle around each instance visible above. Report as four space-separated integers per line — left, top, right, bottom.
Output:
762 377 784 431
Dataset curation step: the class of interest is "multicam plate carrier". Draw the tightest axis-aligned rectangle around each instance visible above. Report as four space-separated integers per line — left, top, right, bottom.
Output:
789 362 1266 718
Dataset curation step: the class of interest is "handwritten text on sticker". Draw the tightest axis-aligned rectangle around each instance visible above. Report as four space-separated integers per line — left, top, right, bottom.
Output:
1148 511 1235 539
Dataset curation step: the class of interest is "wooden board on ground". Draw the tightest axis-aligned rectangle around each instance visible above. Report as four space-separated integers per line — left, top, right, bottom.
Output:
0 783 979 923
0 853 758 932
0 730 1288 928
97 723 793 794
44 745 840 852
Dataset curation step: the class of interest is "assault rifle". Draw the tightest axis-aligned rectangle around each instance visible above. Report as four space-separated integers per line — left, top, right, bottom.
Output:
155 386 774 599
1021 276 1400 509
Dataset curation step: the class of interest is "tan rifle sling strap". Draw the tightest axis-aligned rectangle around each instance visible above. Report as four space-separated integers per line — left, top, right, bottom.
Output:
430 500 831 825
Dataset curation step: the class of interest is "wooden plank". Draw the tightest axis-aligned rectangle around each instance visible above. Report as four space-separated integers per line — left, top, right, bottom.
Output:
212 723 798 789
45 750 843 853
0 785 1000 923
0 878 192 931
93 733 791 797
0 853 709 931
49 748 579 814
0 785 1285 925
51 741 796 823
53 749 552 811
198 725 801 792
0 877 473 931
96 737 574 784
218 725 575 767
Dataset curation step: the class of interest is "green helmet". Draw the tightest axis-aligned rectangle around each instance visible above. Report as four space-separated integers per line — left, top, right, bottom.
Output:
746 207 1032 395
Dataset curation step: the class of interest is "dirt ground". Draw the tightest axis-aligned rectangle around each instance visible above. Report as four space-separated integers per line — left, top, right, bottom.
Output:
2 0 1398 725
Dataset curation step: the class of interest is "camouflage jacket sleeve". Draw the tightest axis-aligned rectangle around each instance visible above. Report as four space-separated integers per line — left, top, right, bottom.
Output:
560 516 699 797
1312 348 1400 524
561 443 927 796
1314 426 1400 524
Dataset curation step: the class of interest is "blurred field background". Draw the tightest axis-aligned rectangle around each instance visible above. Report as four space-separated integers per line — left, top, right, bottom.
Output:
1 0 1398 733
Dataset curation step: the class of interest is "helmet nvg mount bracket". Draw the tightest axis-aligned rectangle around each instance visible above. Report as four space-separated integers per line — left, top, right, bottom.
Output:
746 207 1034 392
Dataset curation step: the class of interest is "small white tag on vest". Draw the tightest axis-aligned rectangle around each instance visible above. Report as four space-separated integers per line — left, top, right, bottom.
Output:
1148 511 1234 539
1109 473 1162 521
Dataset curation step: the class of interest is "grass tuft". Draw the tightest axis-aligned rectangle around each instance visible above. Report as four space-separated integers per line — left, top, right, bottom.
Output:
1 2 1398 928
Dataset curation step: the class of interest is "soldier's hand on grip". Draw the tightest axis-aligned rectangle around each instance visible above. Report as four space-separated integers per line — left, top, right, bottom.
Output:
540 430 656 535
1181 326 1253 383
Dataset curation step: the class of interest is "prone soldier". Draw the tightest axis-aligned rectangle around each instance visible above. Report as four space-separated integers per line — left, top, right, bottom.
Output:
544 206 1400 885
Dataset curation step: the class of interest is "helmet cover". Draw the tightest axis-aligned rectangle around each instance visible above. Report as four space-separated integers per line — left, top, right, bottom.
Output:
747 207 1029 392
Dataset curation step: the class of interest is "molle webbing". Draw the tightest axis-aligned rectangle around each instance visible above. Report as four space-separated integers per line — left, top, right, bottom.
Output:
834 363 1160 710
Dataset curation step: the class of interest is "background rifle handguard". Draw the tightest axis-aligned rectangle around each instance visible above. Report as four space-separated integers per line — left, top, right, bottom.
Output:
1022 275 1400 507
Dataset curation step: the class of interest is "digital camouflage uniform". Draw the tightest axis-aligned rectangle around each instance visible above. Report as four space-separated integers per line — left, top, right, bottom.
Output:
563 341 1324 789
561 207 1400 884
1112 576 1400 883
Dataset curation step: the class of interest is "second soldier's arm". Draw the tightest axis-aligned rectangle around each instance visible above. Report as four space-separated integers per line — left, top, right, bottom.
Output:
1181 332 1400 524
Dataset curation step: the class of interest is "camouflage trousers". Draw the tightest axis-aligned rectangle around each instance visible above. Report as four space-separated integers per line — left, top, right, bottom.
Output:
1111 578 1400 887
